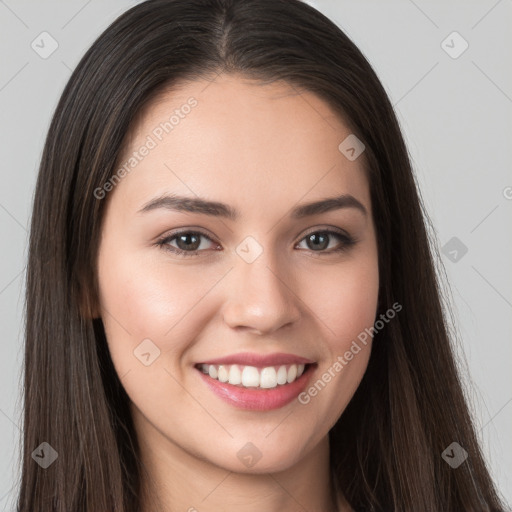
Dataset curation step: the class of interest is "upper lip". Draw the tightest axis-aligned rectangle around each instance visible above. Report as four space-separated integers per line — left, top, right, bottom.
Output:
196 352 315 367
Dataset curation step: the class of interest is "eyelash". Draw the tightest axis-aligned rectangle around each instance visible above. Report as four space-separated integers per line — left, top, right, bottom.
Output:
155 227 357 258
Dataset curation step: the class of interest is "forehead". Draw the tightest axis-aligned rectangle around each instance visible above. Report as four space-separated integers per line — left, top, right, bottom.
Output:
111 73 371 218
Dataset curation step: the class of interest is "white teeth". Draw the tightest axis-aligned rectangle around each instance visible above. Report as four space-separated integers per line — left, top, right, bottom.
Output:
276 365 288 385
286 364 297 383
217 365 229 382
241 366 260 387
199 363 309 388
260 367 277 388
228 364 242 385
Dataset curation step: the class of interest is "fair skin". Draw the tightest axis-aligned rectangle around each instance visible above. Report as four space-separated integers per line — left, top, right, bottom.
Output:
96 73 379 512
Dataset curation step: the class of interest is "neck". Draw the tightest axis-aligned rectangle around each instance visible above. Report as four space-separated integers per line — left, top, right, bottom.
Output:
134 412 351 512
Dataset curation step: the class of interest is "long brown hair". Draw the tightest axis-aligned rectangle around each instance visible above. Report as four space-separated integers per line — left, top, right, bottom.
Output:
16 0 507 510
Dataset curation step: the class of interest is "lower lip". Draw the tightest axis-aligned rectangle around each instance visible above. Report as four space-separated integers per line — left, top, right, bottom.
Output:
195 364 316 411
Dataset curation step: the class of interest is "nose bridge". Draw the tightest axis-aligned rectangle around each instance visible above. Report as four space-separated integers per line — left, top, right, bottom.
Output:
222 236 301 334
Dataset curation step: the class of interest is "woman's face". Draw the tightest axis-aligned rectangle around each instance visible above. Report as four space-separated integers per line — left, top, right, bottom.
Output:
96 73 379 474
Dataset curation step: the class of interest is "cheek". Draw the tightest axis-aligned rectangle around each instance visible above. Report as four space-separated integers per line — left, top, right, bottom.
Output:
302 255 379 349
295 251 379 410
96 243 209 365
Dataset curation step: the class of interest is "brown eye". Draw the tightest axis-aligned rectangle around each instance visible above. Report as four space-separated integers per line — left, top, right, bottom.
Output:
175 232 201 251
297 229 356 254
156 230 218 257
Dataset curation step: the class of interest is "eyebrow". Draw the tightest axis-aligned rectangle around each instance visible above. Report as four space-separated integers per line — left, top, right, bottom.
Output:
138 193 368 220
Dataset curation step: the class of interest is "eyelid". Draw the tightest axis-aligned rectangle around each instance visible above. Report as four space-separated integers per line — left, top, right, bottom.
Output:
155 225 357 257
155 227 220 253
295 226 358 253
300 225 353 240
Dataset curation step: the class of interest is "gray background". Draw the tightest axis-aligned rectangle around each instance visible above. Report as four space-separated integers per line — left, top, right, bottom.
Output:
0 0 510 509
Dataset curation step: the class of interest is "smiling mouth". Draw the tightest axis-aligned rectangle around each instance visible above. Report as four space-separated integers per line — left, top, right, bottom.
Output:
194 362 315 389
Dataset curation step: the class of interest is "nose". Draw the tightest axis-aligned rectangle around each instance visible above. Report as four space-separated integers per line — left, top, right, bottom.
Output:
221 249 302 336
